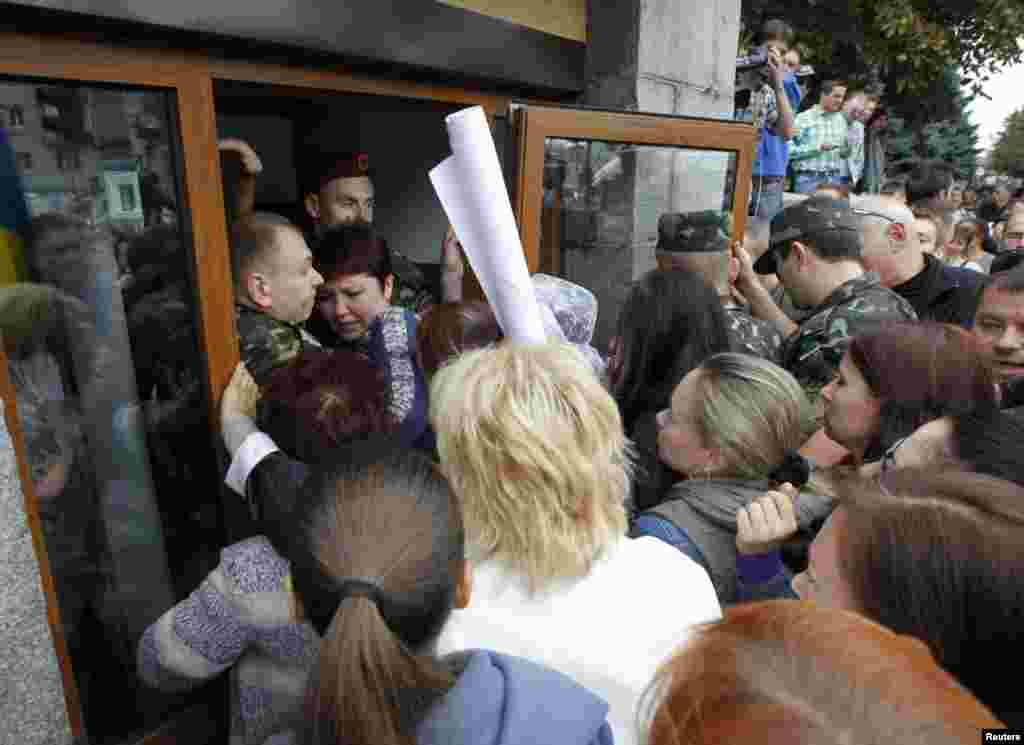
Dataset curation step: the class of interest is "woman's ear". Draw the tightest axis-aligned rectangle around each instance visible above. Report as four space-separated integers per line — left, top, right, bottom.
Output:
383 273 395 304
455 560 473 610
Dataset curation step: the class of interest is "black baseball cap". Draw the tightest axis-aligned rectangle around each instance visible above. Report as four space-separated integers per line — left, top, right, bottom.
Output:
656 211 731 254
754 197 861 274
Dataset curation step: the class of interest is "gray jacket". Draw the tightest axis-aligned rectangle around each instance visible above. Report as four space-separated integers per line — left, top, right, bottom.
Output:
646 479 832 603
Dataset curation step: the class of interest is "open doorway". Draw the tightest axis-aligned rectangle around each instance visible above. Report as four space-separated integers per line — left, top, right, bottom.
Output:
213 80 465 274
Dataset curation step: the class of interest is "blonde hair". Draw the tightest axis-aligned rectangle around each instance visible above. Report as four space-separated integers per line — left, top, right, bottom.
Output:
430 342 630 591
695 354 813 479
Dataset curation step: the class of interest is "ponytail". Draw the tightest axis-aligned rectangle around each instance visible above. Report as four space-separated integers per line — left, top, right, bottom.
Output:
286 443 466 745
304 596 454 745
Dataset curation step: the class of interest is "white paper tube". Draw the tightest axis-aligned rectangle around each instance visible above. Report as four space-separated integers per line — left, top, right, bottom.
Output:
429 106 547 345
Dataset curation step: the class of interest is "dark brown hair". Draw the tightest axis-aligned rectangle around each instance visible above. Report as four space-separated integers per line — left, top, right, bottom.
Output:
416 301 502 379
644 599 1001 744
838 468 1024 726
258 349 392 463
313 223 392 285
846 322 998 460
286 442 465 745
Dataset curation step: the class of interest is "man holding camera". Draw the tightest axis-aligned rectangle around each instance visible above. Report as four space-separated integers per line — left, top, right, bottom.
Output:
736 20 800 221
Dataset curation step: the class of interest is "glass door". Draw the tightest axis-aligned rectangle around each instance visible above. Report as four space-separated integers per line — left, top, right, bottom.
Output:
0 74 228 744
513 105 756 350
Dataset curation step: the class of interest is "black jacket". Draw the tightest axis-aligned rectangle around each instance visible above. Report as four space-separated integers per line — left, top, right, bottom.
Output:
893 254 985 328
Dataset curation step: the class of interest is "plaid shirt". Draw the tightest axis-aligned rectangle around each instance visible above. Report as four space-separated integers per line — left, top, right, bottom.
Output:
791 106 849 173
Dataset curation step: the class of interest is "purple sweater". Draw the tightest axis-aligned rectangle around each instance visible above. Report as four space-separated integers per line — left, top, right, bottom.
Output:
138 537 318 745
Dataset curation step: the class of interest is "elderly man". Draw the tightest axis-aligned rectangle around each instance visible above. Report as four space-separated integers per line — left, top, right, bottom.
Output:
854 195 985 328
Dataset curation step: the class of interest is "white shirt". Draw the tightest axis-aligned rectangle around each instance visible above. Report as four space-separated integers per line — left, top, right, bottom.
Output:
436 536 721 745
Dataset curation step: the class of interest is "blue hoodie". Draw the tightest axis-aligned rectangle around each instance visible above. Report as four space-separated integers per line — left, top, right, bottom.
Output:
417 650 614 745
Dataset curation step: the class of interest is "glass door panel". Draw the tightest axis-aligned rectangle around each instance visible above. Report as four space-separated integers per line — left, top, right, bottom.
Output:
515 105 756 352
0 78 224 744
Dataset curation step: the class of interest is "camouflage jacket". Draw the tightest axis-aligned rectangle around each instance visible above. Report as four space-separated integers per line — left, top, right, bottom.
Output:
782 273 917 391
724 304 783 364
235 304 320 387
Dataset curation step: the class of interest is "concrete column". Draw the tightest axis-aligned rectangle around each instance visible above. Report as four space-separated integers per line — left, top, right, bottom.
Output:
575 0 740 345
0 405 74 744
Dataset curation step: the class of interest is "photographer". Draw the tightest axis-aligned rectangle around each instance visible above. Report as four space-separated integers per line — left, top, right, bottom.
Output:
735 20 801 220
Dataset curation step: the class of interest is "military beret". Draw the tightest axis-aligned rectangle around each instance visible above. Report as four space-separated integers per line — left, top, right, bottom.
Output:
656 211 731 254
316 152 372 191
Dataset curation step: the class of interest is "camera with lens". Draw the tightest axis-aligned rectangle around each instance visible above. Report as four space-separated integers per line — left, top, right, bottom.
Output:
734 46 773 113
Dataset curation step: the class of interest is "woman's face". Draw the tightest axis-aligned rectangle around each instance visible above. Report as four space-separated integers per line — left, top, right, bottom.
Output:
820 351 881 458
317 272 394 342
945 230 973 259
792 507 858 609
657 369 717 476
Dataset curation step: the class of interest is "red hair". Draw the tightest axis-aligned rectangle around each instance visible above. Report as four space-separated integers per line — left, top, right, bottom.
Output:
259 349 392 461
846 322 998 459
645 600 1001 745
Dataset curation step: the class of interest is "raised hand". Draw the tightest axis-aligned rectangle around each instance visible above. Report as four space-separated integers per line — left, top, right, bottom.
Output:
736 482 799 555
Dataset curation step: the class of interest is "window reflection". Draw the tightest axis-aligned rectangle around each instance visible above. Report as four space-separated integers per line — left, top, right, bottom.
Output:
0 80 223 744
542 138 737 350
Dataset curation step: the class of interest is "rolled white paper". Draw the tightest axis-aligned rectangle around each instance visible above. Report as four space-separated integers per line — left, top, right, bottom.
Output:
429 106 547 345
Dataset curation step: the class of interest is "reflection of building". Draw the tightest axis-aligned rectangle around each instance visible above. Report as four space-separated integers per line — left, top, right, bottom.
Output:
0 84 172 228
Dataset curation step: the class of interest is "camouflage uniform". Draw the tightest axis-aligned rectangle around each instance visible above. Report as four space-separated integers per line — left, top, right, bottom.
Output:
236 304 320 387
782 272 917 394
724 304 783 363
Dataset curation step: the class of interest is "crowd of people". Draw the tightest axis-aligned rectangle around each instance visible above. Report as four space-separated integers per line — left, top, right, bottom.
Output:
123 30 1024 745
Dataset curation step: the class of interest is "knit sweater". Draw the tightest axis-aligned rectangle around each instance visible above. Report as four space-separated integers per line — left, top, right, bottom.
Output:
138 537 318 745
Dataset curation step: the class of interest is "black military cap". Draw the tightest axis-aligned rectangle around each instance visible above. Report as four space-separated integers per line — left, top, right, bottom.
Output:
656 211 731 254
754 197 860 274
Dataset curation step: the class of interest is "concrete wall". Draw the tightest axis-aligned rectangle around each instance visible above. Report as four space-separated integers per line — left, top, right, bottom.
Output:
571 0 740 347
0 406 74 745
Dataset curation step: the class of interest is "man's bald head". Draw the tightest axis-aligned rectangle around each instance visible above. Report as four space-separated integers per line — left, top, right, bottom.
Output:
853 195 922 288
232 212 323 324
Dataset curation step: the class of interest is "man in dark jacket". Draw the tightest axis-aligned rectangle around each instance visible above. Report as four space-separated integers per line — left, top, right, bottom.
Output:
855 194 984 328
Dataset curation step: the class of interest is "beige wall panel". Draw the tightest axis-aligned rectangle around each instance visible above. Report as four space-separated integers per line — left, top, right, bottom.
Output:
438 0 587 42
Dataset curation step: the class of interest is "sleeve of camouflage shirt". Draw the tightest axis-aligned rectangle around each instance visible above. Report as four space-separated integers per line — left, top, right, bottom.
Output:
786 286 918 389
822 289 918 358
236 307 304 388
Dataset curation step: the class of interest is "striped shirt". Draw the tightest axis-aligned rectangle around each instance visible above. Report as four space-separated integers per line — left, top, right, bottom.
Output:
791 105 849 173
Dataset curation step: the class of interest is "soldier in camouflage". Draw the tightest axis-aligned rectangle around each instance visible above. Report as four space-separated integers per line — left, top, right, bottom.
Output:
232 213 324 387
655 210 783 363
737 196 917 394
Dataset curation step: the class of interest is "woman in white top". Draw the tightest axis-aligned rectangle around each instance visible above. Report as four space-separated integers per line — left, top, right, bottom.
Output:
430 343 721 745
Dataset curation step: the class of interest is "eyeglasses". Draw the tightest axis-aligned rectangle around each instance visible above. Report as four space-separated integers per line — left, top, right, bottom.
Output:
849 208 897 227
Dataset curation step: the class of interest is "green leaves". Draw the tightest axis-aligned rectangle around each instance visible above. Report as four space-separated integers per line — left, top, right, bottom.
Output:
991 108 1024 178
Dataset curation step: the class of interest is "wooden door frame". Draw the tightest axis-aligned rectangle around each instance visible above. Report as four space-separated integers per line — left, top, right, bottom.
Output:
512 104 757 274
0 28 527 743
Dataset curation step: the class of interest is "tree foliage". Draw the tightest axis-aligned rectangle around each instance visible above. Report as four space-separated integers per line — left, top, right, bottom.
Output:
885 67 981 180
741 0 1024 97
991 109 1024 178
